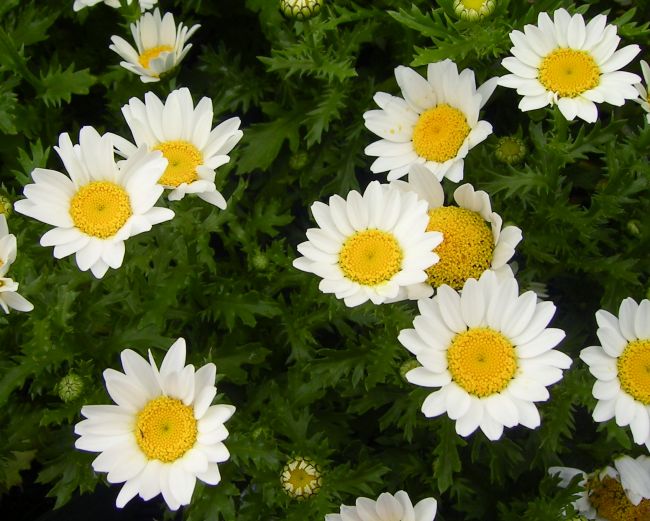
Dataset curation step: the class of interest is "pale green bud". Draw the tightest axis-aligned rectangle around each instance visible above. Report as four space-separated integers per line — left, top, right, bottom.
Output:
495 136 527 165
280 0 322 20
453 0 496 21
57 373 84 402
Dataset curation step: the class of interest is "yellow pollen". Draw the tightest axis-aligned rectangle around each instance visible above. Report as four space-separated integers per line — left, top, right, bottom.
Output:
338 229 403 286
153 140 203 187
135 396 197 463
426 206 494 289
538 48 600 98
447 327 517 397
412 104 470 163
588 475 650 521
69 181 132 239
617 339 650 405
138 45 173 69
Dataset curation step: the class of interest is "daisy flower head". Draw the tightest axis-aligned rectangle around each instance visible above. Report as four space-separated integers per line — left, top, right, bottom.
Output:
633 60 650 123
580 297 650 449
111 88 242 209
109 8 200 83
391 164 522 291
550 455 650 520
292 180 443 307
363 59 498 183
73 0 157 12
0 215 33 314
326 491 437 521
398 270 571 440
14 126 174 279
75 338 236 511
499 8 641 123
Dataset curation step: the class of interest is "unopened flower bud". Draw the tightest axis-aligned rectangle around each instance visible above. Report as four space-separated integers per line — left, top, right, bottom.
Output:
399 359 420 381
495 136 527 165
280 0 322 20
57 373 84 402
453 0 496 21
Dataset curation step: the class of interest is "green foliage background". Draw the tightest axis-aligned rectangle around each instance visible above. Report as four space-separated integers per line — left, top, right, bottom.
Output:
0 0 649 519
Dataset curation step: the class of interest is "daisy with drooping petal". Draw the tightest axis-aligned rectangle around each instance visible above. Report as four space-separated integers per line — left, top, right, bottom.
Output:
73 0 157 11
499 8 641 123
111 88 242 209
293 181 442 307
280 456 322 499
0 215 33 314
325 491 437 521
363 59 498 182
75 338 235 511
391 164 522 291
633 60 650 123
399 270 571 440
550 455 650 520
14 126 174 279
109 9 200 83
580 297 650 449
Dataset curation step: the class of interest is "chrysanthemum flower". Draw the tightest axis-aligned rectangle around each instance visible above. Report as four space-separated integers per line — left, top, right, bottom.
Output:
391 165 522 290
280 457 321 499
0 215 33 314
399 270 571 440
73 0 157 11
75 338 235 511
14 126 174 279
293 181 442 307
325 491 437 521
363 60 497 182
550 455 650 520
580 297 650 448
109 9 200 83
633 60 650 123
111 88 242 209
499 8 641 123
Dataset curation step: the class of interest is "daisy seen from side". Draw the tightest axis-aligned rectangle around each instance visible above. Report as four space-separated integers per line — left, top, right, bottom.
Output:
293 180 442 307
109 8 200 83
0 215 33 314
398 270 571 440
391 164 522 291
499 8 641 122
580 297 650 449
75 338 235 511
73 0 157 11
633 60 650 123
14 126 174 279
111 88 242 209
363 59 498 182
325 491 437 521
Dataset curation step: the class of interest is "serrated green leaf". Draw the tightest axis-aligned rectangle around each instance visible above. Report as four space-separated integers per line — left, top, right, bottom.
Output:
40 63 96 107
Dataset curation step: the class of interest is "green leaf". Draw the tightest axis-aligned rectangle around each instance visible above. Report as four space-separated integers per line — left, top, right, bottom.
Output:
433 419 465 493
0 449 36 492
40 63 96 108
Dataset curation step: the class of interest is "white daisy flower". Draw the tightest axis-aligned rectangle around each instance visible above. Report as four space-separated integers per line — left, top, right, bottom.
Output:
580 297 650 449
109 8 200 83
73 0 157 12
391 164 522 291
363 59 498 183
14 126 174 279
0 215 33 314
75 338 235 511
326 491 437 521
633 60 650 123
550 455 650 520
110 88 242 209
293 181 442 307
399 270 571 440
499 8 641 123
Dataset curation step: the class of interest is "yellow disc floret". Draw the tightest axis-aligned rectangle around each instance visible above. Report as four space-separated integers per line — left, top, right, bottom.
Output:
338 229 403 286
447 327 517 397
69 181 132 239
426 206 494 289
154 140 203 187
539 48 600 98
412 104 470 163
138 45 174 69
617 339 650 404
135 396 198 463
588 475 650 521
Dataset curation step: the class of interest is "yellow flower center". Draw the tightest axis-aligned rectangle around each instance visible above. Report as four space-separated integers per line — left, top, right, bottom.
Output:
588 475 650 521
153 140 203 187
412 104 470 163
69 181 132 239
425 207 494 289
281 457 321 499
138 45 173 69
135 396 197 463
338 229 403 286
447 328 517 397
538 48 600 98
617 339 650 405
